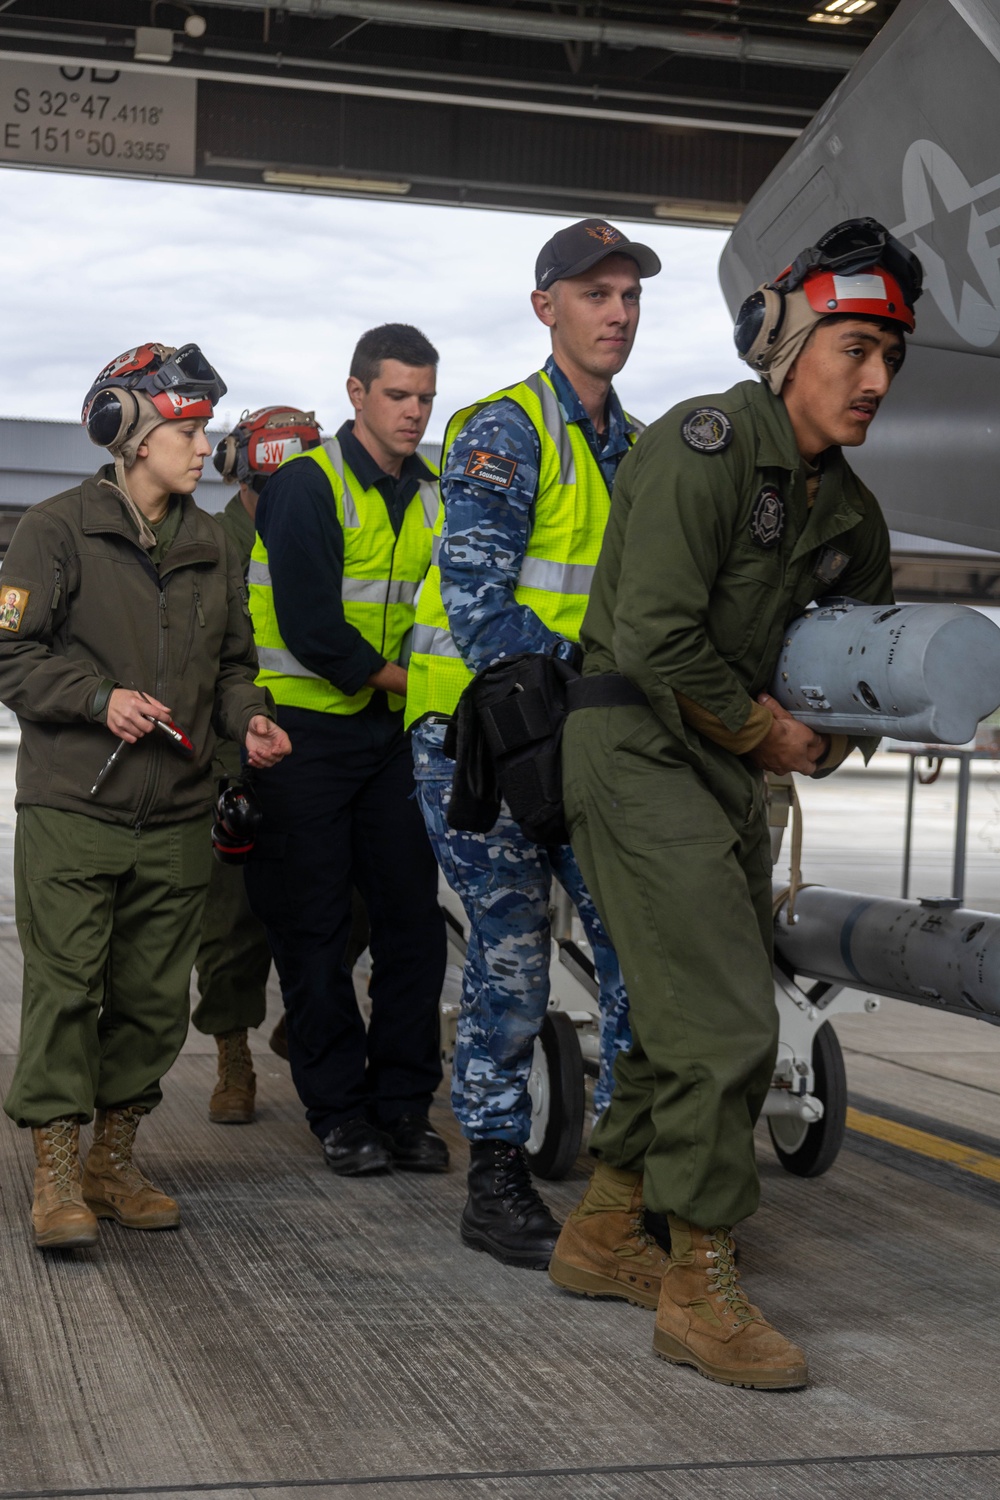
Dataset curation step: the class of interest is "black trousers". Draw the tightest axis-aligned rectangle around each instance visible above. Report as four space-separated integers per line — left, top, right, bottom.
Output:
244 700 446 1140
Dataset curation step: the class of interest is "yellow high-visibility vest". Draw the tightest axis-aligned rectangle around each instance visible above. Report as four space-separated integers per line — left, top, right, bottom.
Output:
249 439 438 715
404 370 640 727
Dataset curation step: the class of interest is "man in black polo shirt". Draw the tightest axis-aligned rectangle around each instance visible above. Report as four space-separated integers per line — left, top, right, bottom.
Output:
245 325 448 1176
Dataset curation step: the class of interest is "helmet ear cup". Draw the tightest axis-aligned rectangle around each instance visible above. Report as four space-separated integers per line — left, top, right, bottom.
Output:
85 386 138 449
733 285 786 368
213 433 237 482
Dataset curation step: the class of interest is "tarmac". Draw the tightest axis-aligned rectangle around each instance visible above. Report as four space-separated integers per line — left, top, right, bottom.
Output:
1 747 1000 1500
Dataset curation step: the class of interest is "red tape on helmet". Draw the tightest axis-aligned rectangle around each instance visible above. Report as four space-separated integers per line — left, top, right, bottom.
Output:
800 266 915 331
217 406 322 485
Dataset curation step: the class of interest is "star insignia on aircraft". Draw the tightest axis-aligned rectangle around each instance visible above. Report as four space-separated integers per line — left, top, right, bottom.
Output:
895 139 1000 348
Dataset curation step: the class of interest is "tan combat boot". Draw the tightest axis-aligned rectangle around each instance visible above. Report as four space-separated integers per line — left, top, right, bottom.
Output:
209 1028 256 1124
82 1107 180 1229
652 1217 807 1390
30 1118 99 1250
548 1162 669 1309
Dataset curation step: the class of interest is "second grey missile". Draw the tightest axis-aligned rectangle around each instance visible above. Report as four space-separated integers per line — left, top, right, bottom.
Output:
774 883 1000 1025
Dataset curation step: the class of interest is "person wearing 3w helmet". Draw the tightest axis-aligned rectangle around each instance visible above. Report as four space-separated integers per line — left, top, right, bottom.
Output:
189 406 325 1124
552 219 920 1388
0 342 291 1253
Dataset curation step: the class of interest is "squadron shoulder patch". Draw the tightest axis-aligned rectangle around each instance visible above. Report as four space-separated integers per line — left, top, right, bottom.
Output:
680 408 733 454
749 486 784 549
464 450 518 488
0 585 29 632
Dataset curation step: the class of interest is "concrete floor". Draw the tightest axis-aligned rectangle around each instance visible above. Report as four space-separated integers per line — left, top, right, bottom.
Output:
2 749 1000 1500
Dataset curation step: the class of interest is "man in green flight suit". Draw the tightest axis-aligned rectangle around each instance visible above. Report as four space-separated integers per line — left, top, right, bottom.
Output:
195 407 324 1123
551 220 923 1388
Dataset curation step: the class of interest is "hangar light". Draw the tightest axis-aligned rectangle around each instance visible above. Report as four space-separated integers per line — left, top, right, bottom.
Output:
809 0 875 17
653 198 741 227
262 170 412 195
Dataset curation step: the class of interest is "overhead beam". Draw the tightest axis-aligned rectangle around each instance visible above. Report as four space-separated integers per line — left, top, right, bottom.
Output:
200 0 865 72
0 43 802 139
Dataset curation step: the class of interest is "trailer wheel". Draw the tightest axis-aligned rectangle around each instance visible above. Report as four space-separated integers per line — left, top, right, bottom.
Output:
525 1010 585 1180
768 1021 847 1178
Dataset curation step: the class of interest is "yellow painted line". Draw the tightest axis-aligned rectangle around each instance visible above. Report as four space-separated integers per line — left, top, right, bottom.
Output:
846 1107 1000 1184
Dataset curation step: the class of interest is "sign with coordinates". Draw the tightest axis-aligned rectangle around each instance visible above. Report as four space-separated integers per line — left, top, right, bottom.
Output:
0 60 196 176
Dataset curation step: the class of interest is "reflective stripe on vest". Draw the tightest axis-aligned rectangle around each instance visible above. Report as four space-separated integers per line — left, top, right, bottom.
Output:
404 370 639 728
249 440 438 716
411 623 464 659
256 645 321 679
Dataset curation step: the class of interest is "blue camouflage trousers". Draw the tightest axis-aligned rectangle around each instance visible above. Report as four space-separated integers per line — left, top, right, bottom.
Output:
412 720 630 1144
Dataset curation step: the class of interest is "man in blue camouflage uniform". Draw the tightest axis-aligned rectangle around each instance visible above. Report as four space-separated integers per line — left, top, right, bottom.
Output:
412 375 631 1122
408 219 664 1273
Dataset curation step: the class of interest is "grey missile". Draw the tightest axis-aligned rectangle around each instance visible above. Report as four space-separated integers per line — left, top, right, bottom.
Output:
772 599 1000 744
774 884 1000 1024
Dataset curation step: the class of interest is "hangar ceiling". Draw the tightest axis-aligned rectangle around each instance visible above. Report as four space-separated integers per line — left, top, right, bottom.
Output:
0 0 897 225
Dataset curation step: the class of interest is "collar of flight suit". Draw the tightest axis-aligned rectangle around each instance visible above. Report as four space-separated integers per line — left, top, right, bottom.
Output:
745 378 803 472
83 466 221 576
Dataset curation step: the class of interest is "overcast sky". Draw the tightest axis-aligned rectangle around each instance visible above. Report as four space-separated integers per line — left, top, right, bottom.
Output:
0 164 747 443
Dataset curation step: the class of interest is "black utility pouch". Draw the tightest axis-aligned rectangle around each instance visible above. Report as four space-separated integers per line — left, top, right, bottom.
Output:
446 650 580 845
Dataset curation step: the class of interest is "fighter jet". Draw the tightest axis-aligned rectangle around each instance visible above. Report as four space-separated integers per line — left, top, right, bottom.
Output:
720 0 1000 553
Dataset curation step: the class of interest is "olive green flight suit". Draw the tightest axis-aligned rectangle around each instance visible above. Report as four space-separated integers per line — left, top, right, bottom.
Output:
191 496 272 1037
563 378 892 1229
0 478 270 1128
8 806 211 1125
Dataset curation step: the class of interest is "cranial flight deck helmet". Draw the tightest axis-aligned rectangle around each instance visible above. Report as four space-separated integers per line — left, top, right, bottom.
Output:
733 217 924 393
81 342 227 467
213 406 322 494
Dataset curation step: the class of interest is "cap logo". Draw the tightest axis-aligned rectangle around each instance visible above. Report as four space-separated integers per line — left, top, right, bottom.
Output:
586 225 622 246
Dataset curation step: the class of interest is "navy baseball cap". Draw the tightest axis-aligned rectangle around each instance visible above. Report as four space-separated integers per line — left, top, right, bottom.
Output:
535 218 661 291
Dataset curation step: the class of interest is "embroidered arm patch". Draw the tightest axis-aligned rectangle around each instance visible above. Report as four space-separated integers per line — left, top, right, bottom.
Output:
681 407 733 453
463 450 518 488
0 585 29 632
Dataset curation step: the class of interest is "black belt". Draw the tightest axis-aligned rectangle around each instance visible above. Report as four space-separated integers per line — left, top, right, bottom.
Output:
566 673 648 711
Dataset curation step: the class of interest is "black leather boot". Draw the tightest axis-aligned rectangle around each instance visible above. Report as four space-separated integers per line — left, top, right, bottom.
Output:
460 1140 561 1270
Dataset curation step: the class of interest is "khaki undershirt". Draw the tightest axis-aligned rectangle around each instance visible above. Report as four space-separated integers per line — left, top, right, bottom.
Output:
145 497 183 566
